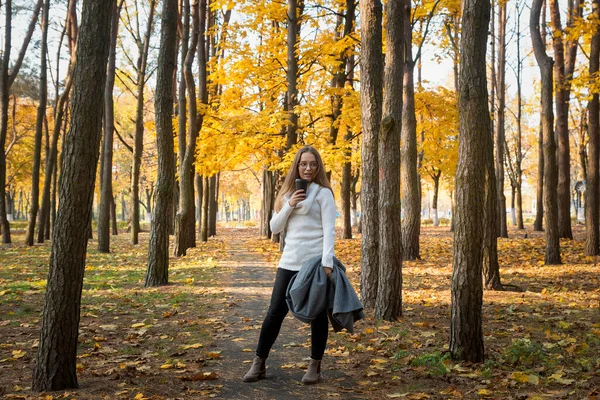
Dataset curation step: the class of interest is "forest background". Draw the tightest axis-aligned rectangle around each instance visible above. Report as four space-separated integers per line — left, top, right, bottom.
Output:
0 0 600 397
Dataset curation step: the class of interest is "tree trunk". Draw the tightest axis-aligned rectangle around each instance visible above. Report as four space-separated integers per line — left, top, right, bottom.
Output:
111 195 117 235
341 52 356 240
534 2 546 232
430 170 441 226
195 172 202 236
401 0 421 260
483 133 502 290
285 0 302 150
359 0 383 310
450 0 488 363
31 0 112 390
0 1 13 244
586 0 600 256
37 75 74 243
510 186 516 225
260 168 275 238
98 0 122 252
550 0 574 240
534 123 545 230
0 0 43 243
531 0 561 264
208 174 217 236
495 1 508 238
200 175 209 242
174 0 206 255
515 3 525 231
146 0 177 287
130 0 157 245
26 0 50 246
341 155 352 239
375 0 403 321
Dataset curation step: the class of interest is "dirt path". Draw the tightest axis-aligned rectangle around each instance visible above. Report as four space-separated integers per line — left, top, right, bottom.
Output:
207 227 366 400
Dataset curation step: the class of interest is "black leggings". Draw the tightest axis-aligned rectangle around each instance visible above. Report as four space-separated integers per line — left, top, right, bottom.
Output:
256 268 329 360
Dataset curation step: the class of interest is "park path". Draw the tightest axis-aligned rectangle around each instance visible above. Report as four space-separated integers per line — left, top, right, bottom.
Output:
206 227 367 400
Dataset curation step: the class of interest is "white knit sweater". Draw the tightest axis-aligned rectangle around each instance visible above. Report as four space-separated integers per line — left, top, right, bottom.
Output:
270 183 336 271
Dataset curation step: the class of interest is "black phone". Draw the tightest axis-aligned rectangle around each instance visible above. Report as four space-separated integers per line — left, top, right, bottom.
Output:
295 178 308 193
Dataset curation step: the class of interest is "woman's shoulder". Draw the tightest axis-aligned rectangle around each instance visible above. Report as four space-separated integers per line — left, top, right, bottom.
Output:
316 185 334 200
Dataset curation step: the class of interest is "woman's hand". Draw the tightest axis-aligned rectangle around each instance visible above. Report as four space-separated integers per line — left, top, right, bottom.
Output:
323 267 332 278
288 190 307 207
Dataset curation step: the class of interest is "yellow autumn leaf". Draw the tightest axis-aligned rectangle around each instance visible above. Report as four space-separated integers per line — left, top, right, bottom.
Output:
12 350 26 359
131 323 145 329
477 389 493 396
182 343 203 349
511 371 539 385
160 363 174 369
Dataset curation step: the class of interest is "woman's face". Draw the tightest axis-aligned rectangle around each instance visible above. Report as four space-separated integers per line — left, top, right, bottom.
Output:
298 152 318 183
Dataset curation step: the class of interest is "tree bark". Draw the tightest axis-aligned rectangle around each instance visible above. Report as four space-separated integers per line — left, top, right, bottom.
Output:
531 0 561 264
0 0 43 243
285 0 302 150
549 0 575 240
26 0 50 246
586 0 600 256
375 0 404 321
450 0 489 363
359 0 383 310
431 170 440 226
146 0 178 287
483 123 502 290
200 175 209 242
130 0 157 245
31 0 112 390
260 168 275 238
401 0 421 260
208 174 217 236
495 1 508 238
98 0 122 252
195 172 202 236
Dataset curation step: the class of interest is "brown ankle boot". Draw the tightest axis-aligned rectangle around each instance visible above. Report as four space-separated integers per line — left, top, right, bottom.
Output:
242 356 266 382
301 358 322 384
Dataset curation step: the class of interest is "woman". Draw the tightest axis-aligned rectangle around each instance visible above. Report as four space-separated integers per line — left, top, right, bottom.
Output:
243 146 336 384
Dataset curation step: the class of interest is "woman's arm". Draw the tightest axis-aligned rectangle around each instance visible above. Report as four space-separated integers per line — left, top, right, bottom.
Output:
270 200 295 234
319 189 336 268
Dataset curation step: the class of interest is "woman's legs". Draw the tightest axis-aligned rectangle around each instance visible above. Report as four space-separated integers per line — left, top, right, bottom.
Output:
255 268 297 359
310 309 329 360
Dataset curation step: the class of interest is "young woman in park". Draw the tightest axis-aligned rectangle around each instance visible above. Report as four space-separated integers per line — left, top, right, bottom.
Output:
242 146 336 384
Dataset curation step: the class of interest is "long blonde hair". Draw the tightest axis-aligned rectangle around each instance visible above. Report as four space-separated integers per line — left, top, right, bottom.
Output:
274 146 333 212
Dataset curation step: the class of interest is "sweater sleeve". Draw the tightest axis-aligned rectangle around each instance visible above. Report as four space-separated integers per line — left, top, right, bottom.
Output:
270 200 295 234
319 189 336 267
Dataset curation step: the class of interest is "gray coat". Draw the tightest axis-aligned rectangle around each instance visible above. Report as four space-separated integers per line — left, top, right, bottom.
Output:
285 256 364 333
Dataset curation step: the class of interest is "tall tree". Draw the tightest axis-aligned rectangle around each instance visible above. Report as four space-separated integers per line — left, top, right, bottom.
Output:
401 0 440 260
376 0 403 320
586 0 600 256
450 0 489 362
146 0 178 286
174 0 206 253
31 0 112 390
531 0 561 264
285 0 302 150
125 0 157 245
341 52 356 240
533 3 546 233
98 0 124 252
25 0 50 246
495 0 508 238
549 0 581 240
359 0 383 310
0 0 43 243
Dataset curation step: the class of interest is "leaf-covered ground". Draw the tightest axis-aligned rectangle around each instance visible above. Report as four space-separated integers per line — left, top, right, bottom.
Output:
0 225 599 399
